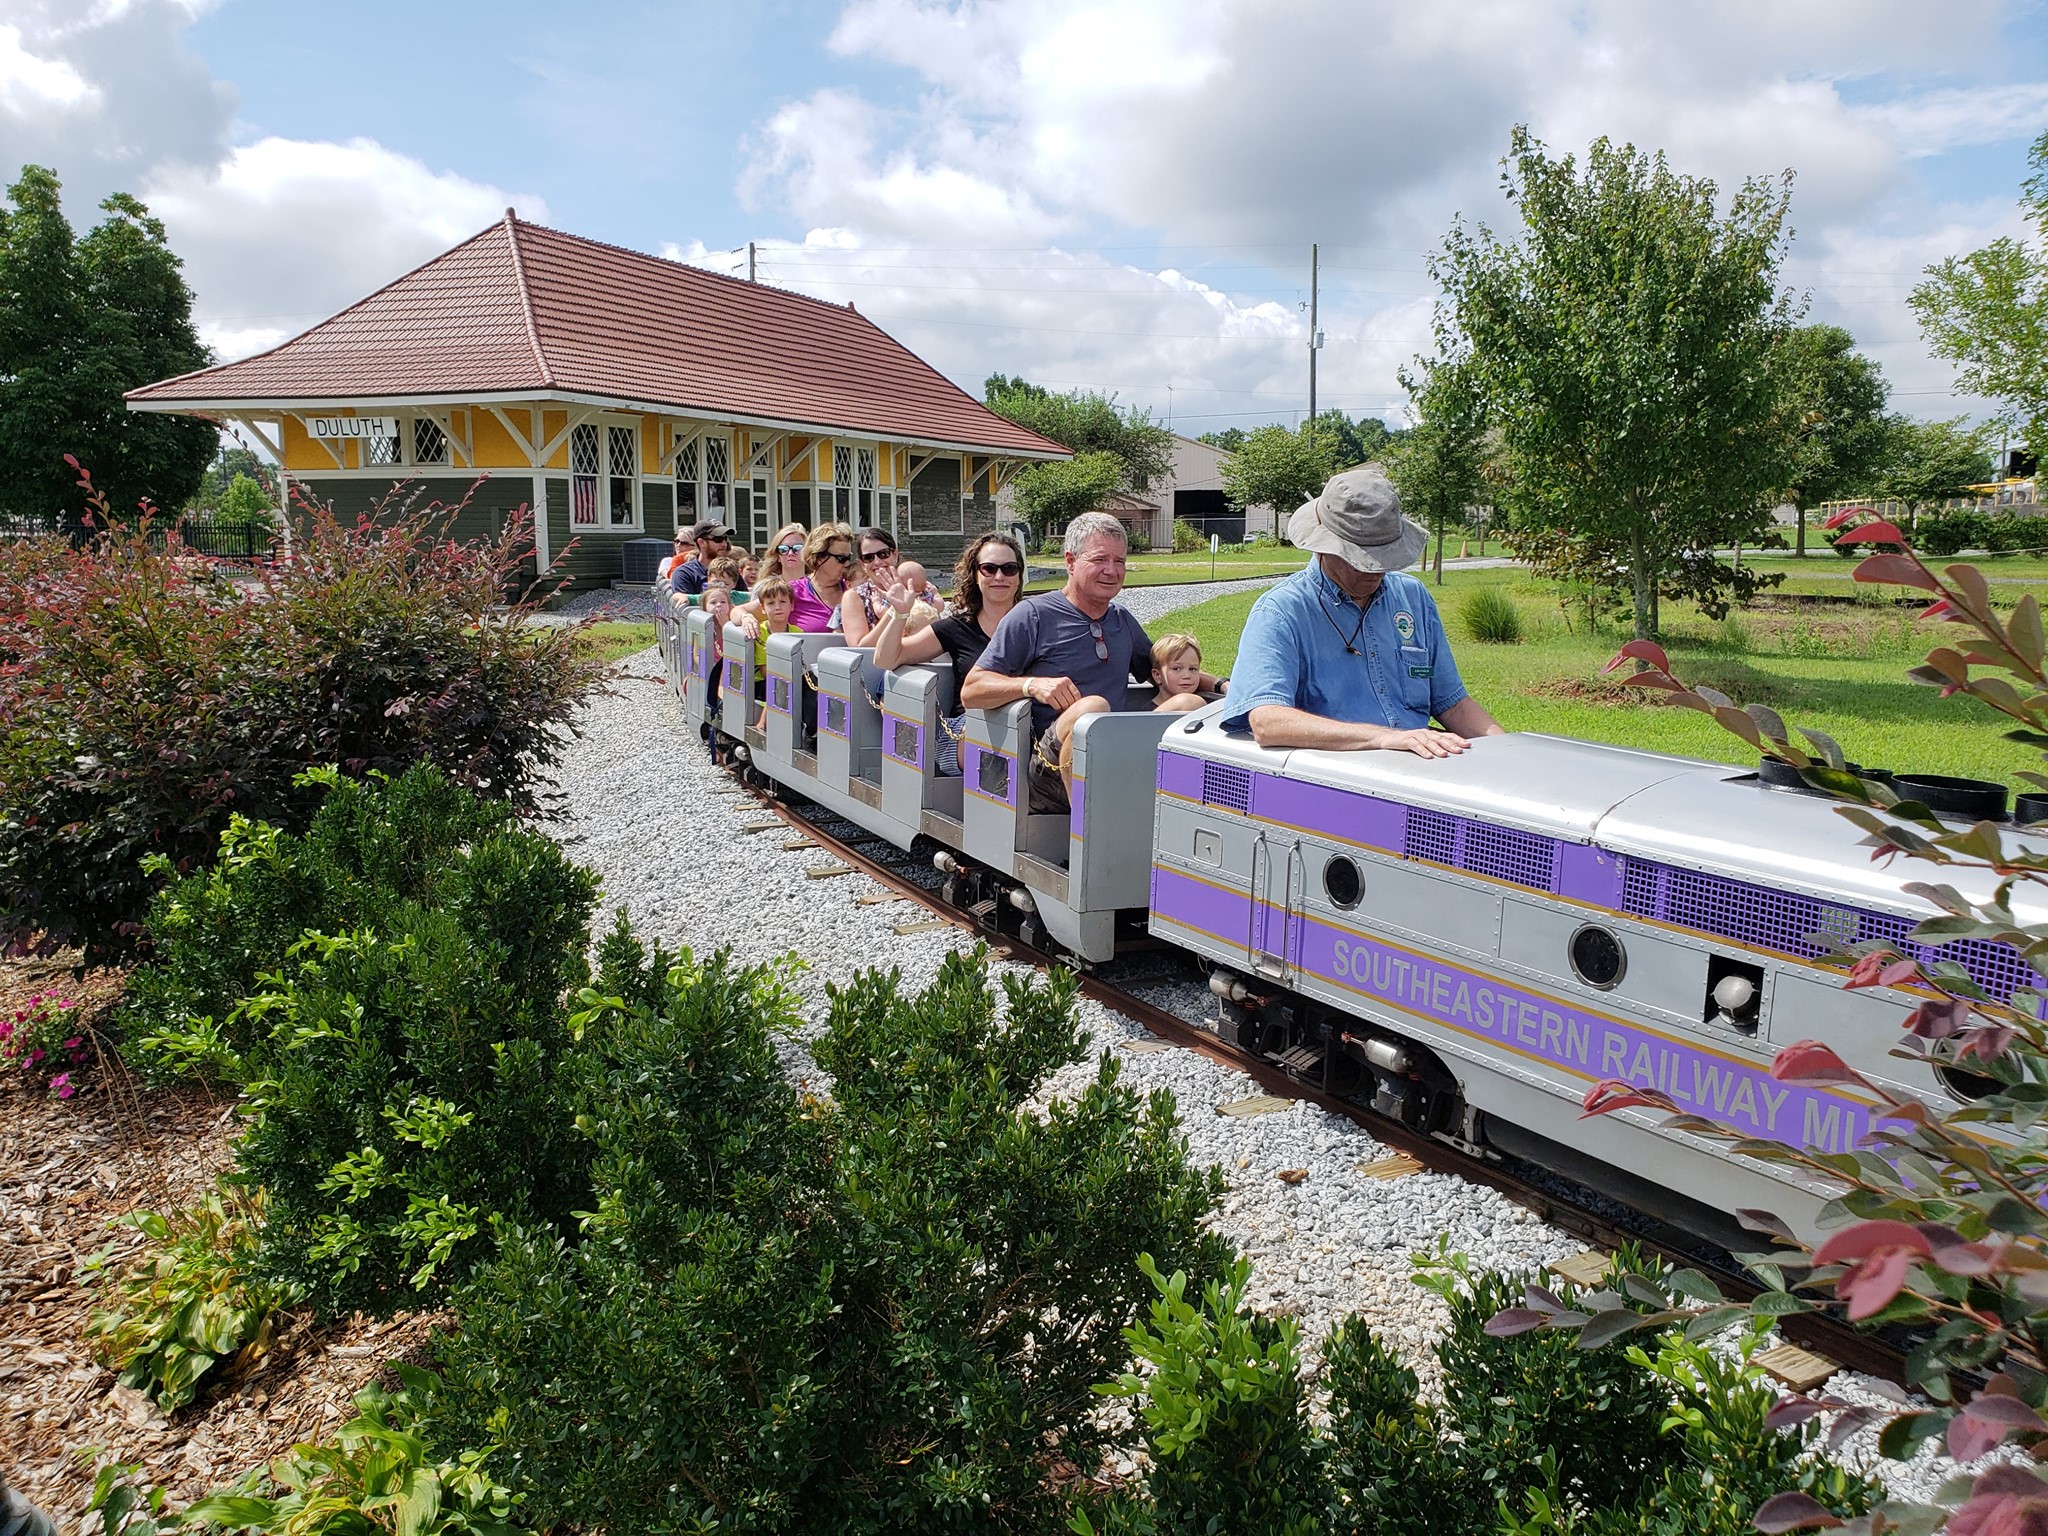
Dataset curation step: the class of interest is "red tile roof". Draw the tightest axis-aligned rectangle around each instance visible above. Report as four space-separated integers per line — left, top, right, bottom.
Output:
128 214 1068 459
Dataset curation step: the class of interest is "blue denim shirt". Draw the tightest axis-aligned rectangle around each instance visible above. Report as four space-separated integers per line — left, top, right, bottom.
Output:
1222 562 1468 734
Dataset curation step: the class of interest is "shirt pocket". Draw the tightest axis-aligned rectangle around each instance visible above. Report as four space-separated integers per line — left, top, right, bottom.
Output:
1397 645 1435 713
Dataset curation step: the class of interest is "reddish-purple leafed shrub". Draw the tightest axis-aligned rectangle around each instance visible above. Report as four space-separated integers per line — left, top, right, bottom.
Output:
0 468 598 962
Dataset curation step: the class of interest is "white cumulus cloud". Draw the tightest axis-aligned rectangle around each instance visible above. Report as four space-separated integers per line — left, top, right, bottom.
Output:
145 137 547 359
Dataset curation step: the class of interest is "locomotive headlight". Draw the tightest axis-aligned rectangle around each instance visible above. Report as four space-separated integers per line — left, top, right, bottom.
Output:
1711 974 1756 1015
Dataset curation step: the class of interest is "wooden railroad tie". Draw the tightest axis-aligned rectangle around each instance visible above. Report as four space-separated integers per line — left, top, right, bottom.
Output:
806 864 855 880
891 919 951 936
856 892 912 907
1755 1344 1837 1393
781 837 817 851
1547 1250 1615 1291
1215 1094 1293 1119
740 820 781 833
1118 1036 1175 1055
1353 1153 1425 1180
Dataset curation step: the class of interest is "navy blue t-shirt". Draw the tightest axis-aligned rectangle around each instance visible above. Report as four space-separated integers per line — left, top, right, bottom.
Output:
975 592 1154 735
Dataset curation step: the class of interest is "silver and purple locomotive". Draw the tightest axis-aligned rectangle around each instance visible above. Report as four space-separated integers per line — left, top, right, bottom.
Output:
660 589 2035 1243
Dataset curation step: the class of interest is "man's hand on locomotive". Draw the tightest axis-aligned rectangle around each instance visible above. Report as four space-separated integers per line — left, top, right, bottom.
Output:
1224 466 1505 757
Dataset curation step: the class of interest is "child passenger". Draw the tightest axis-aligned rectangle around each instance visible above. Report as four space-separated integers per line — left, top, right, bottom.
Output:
1151 633 1226 708
749 574 795 725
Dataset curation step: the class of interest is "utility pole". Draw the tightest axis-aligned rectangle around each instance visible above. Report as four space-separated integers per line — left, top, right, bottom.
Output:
1306 243 1320 444
747 241 757 283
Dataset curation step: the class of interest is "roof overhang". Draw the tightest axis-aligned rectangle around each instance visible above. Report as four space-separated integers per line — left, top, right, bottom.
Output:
126 388 1071 462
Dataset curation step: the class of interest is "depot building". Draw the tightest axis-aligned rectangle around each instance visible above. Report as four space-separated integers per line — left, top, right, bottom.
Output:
126 211 1068 589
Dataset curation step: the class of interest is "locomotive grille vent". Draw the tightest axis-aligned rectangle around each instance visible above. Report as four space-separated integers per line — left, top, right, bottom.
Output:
1403 808 1457 866
1622 859 1662 918
1621 856 2041 1009
890 720 919 764
1200 762 1252 813
1463 822 1560 892
1857 910 2037 1006
825 698 848 734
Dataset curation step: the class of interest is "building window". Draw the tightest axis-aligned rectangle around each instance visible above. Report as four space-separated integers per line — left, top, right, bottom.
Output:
704 436 729 517
834 445 854 520
413 418 449 466
364 424 401 467
857 447 876 523
674 438 699 522
607 424 638 527
570 424 601 526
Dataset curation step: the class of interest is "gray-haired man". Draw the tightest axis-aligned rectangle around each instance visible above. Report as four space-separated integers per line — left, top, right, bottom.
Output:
963 511 1219 809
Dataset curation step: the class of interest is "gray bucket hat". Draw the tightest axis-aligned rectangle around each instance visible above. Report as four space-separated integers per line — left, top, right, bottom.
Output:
1287 464 1427 573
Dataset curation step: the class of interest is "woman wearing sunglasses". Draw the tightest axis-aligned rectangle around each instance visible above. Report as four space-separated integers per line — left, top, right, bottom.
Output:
733 522 859 637
767 524 809 581
865 531 1028 774
841 526 943 645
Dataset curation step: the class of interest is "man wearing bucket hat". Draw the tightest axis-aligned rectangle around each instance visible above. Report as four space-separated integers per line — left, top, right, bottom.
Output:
1222 465 1502 756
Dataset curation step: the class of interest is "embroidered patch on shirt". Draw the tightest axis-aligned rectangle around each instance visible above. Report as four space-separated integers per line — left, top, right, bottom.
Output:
1393 610 1416 642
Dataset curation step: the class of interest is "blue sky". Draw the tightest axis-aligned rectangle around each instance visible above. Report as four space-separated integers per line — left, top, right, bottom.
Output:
11 0 2048 428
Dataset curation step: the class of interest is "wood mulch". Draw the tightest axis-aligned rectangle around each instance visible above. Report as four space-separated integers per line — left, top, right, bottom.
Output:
0 959 437 1531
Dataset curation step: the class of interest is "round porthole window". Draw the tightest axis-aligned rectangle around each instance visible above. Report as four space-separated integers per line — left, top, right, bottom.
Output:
1937 1064 2001 1103
1323 855 1363 910
1568 925 1626 990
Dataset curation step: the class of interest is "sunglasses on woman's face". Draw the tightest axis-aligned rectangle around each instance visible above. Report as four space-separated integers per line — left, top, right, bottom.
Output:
822 548 853 565
861 548 895 563
775 543 803 555
976 560 1021 576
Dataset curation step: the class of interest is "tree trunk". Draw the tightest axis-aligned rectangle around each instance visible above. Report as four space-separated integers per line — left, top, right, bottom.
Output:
1434 507 1446 585
1630 525 1653 639
1795 499 1807 557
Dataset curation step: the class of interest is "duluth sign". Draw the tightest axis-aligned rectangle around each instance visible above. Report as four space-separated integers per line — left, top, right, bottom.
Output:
306 416 398 440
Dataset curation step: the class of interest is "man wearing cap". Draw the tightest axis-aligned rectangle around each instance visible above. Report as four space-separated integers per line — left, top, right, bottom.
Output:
1223 465 1503 757
669 520 734 596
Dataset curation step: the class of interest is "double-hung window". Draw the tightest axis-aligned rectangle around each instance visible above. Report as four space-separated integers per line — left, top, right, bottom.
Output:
570 421 642 530
674 438 699 522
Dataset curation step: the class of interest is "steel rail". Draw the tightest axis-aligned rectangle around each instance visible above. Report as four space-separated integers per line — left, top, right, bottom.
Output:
743 776 1910 1388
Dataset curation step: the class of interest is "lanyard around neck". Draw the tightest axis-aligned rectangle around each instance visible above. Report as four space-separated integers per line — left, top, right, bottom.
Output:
1316 576 1378 656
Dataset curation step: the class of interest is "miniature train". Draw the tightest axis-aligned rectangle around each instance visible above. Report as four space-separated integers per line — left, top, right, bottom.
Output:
654 592 2041 1243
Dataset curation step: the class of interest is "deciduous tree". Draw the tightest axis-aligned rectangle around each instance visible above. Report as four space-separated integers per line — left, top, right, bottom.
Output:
1873 414 1995 520
1910 129 2048 460
985 374 1172 533
1219 424 1334 533
1434 129 1801 637
1382 357 1487 585
0 167 212 528
1780 324 1890 555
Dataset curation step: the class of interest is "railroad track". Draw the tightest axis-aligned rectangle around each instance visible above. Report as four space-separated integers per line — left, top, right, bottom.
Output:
738 773 1909 1391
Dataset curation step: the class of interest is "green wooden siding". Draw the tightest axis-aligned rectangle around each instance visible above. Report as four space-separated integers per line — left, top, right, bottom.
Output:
295 475 535 546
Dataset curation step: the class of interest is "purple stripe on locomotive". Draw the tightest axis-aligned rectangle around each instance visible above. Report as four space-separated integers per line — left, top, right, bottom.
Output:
1069 774 1086 836
1150 865 1894 1157
1162 754 2032 1009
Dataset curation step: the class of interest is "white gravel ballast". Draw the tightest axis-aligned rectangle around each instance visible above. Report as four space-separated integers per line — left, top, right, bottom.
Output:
544 625 1980 1504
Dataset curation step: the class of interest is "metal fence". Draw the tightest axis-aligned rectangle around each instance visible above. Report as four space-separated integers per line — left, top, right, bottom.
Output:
0 515 274 563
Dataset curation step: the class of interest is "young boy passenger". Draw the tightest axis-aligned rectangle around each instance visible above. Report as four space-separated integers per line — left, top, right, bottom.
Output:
1150 633 1225 708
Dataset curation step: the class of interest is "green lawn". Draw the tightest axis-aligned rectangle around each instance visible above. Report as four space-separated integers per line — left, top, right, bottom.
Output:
1148 565 2044 785
577 620 657 664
